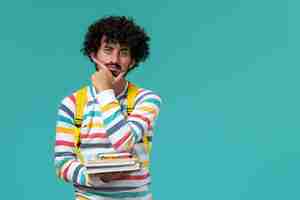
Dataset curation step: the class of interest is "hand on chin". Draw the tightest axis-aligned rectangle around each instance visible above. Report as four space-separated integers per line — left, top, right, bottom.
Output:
112 71 126 84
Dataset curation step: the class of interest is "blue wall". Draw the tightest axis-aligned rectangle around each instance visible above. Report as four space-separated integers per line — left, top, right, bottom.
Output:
1 0 298 199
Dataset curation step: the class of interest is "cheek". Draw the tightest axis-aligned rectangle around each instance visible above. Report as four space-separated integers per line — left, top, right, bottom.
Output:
96 52 110 63
120 58 132 67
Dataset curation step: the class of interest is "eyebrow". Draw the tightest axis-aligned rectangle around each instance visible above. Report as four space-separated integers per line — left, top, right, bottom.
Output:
103 44 114 48
104 43 130 51
120 47 130 51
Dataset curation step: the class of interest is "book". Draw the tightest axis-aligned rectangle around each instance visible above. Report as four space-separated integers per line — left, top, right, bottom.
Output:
85 157 138 167
86 162 141 174
85 152 141 174
97 152 132 160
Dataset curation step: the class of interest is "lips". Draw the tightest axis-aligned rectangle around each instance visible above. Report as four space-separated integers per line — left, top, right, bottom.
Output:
107 64 121 77
111 70 120 77
108 68 121 77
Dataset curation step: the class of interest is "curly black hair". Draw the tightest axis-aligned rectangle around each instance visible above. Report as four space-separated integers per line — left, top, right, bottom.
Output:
81 16 150 70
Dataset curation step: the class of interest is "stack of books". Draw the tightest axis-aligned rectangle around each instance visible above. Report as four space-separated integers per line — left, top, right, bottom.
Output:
85 152 141 174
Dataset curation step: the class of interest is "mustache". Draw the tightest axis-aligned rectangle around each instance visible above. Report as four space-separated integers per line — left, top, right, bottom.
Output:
106 63 121 70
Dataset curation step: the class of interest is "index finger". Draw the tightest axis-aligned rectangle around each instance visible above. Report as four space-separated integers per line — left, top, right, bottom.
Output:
91 56 108 71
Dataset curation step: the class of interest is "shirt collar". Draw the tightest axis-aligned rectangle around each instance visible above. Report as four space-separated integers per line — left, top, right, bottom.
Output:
87 80 129 103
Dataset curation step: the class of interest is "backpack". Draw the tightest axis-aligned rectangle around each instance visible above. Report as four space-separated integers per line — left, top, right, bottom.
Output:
73 82 151 168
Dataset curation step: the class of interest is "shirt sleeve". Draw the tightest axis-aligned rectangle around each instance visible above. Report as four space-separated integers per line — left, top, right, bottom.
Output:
97 88 162 153
54 95 89 186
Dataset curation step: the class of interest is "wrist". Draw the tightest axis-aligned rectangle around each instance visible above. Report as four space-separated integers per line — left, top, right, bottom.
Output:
95 85 113 93
96 89 116 106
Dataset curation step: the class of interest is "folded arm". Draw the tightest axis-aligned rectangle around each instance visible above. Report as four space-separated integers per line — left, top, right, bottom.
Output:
97 89 162 152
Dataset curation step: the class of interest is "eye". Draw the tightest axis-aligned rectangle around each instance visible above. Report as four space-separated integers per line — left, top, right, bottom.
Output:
120 50 130 57
103 47 112 54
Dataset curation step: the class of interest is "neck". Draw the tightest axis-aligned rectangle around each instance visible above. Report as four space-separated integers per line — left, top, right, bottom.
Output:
113 78 127 96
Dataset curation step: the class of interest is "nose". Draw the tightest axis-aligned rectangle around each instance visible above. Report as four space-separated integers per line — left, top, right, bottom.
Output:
110 52 120 63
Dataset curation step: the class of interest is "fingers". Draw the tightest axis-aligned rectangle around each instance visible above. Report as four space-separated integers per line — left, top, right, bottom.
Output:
113 71 126 83
100 173 113 182
94 172 126 183
91 56 108 71
90 57 113 80
91 56 102 67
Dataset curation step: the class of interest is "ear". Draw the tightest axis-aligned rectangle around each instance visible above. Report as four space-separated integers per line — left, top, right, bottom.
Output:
129 59 136 69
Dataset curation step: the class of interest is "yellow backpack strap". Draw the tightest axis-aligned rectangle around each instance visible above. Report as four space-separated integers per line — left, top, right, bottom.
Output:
127 82 151 168
127 82 139 114
74 86 88 163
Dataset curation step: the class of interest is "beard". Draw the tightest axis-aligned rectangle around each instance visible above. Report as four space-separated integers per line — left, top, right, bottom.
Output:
106 63 127 78
93 63 129 79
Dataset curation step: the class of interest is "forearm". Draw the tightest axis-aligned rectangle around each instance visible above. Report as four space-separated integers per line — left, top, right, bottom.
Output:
97 90 136 152
97 89 161 153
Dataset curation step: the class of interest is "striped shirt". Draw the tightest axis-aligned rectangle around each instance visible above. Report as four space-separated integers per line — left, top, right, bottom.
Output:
54 81 161 199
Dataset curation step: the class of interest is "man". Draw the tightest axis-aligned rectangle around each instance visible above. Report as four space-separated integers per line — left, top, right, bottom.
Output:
54 16 162 200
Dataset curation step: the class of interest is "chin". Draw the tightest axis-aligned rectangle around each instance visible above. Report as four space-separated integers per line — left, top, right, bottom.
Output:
112 77 125 84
